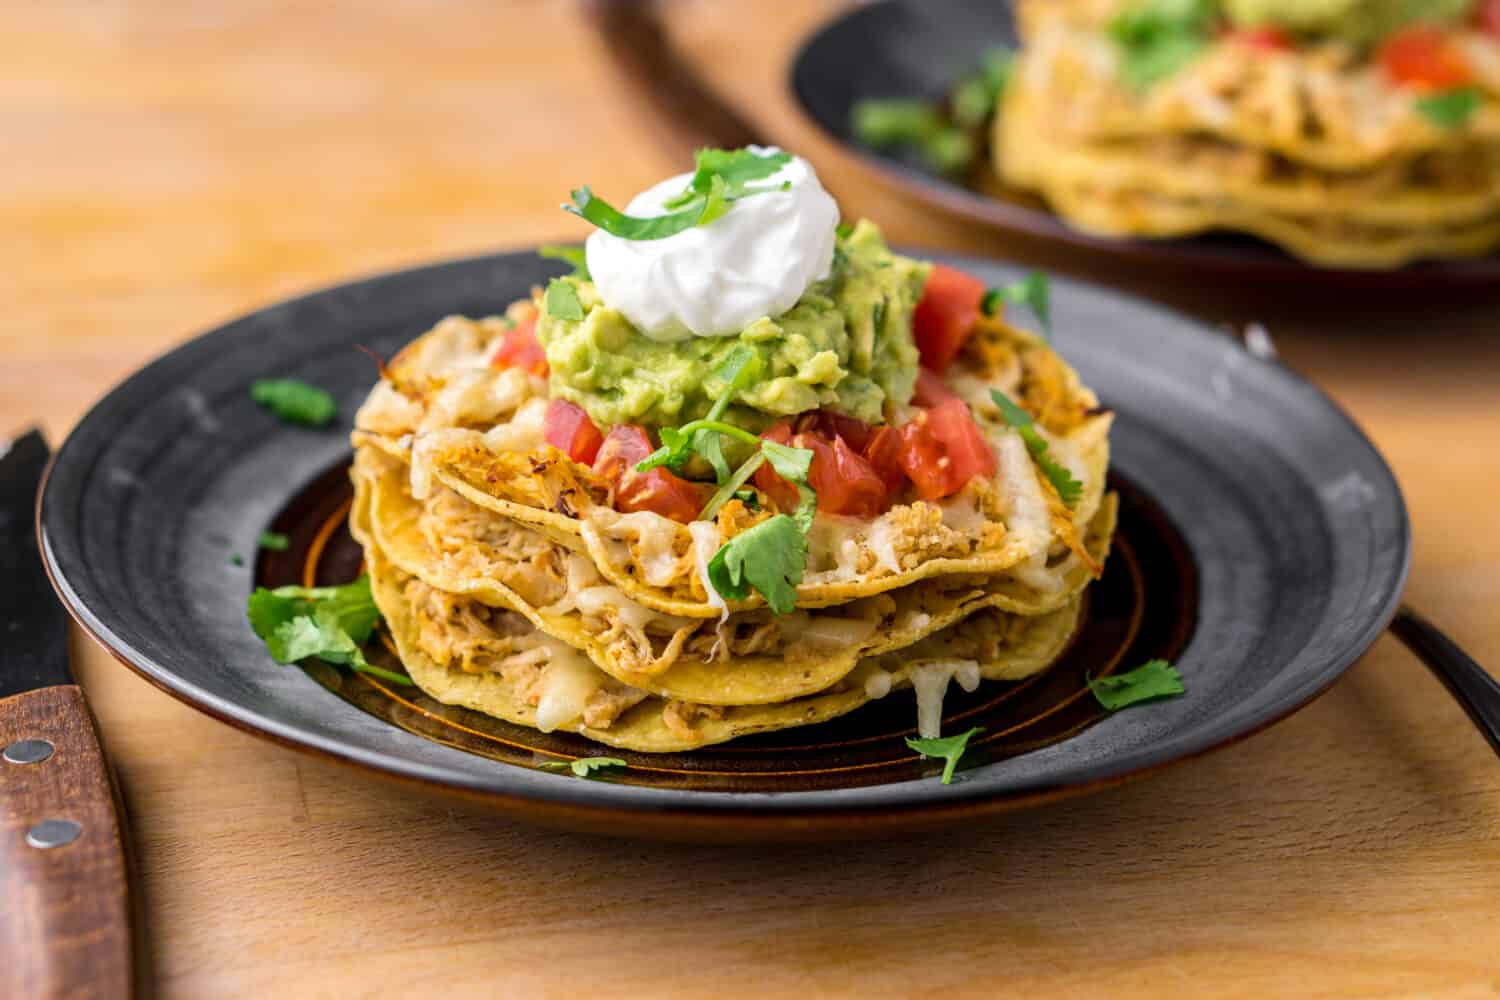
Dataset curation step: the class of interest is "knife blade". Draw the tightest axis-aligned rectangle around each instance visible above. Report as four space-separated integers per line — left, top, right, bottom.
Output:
0 431 71 698
0 429 142 1000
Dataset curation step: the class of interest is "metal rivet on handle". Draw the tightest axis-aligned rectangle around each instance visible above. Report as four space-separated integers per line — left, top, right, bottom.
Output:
3 739 54 764
26 819 82 849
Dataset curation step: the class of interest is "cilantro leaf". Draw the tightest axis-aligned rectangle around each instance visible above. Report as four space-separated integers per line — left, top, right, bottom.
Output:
1108 0 1213 89
566 148 791 241
1088 659 1184 710
851 98 943 146
1415 87 1481 129
694 429 732 483
544 278 585 321
538 244 591 280
985 272 1052 338
991 391 1084 507
230 553 244 567
706 514 807 614
700 451 766 521
247 576 412 685
251 379 336 427
539 756 629 778
906 727 984 784
258 531 289 551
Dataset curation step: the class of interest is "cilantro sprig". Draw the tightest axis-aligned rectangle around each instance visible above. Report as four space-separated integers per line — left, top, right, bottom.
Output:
1088 659 1184 710
982 272 1052 339
637 345 764 481
1109 0 1215 89
906 727 984 784
564 148 791 241
247 576 412 686
538 756 628 778
251 379 337 427
1415 87 1481 130
991 391 1084 507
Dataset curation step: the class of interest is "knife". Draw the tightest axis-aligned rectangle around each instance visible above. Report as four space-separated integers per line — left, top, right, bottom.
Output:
0 429 141 999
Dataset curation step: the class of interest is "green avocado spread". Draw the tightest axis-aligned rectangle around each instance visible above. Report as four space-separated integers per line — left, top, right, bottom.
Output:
1221 0 1474 42
536 220 929 431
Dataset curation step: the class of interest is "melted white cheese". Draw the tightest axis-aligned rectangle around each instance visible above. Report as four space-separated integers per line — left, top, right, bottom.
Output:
688 520 728 618
533 642 603 733
911 659 982 739
481 395 548 454
605 511 685 588
584 148 839 340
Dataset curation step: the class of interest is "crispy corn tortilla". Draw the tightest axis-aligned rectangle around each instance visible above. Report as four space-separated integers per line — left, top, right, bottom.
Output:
367 542 1085 753
356 443 1117 706
354 314 1112 617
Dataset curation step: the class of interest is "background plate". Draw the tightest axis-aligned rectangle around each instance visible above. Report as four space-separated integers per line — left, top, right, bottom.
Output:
790 0 1500 290
40 248 1409 839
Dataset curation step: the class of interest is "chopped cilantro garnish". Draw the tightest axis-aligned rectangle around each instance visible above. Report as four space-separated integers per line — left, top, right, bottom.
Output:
637 345 764 479
247 576 412 686
706 514 809 615
250 379 336 427
991 391 1084 507
258 531 289 551
1415 87 1481 129
984 272 1052 338
544 278 585 321
906 727 984 784
230 553 244 568
538 244 591 280
1109 0 1214 89
1088 659 1184 710
538 756 628 778
565 148 791 241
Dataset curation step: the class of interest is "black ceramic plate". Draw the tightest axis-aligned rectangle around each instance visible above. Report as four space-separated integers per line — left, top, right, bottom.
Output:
40 249 1408 840
790 0 1500 290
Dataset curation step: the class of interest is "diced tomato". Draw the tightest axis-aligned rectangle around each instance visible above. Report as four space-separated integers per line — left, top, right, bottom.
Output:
543 399 603 466
754 423 889 517
913 264 986 374
898 398 996 501
792 410 873 452
1480 0 1500 40
1227 26 1293 50
1378 26 1472 89
863 426 908 493
490 318 548 376
912 366 959 408
593 424 702 523
802 434 888 518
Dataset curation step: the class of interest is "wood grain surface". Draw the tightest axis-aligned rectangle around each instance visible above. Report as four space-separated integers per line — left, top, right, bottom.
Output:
4 2 1499 997
0 686 138 1000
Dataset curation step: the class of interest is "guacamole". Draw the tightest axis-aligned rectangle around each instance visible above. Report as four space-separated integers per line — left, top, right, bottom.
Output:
1222 0 1474 43
536 221 928 431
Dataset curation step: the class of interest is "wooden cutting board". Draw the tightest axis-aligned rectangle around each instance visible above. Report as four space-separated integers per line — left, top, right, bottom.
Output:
3 1 1497 995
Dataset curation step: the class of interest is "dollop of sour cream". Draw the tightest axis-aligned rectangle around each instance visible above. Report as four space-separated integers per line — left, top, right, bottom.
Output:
584 148 839 342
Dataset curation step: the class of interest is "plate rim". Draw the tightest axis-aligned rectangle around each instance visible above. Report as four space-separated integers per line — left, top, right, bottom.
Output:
38 245 1412 833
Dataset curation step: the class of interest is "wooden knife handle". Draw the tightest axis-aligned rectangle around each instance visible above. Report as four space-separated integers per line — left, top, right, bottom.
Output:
0 684 140 1000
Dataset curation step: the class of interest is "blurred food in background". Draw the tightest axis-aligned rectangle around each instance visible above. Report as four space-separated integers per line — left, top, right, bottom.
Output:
854 0 1500 269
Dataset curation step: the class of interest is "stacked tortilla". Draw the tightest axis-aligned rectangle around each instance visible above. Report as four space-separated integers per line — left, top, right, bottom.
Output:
998 0 1500 267
349 298 1115 752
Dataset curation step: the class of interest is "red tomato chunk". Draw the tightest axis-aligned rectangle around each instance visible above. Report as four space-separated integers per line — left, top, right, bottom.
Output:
543 399 603 466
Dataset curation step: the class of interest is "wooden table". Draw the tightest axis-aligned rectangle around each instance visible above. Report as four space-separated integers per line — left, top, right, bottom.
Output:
6 2 1499 996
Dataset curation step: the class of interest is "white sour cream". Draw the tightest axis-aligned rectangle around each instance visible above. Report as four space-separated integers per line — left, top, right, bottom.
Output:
584 148 839 341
